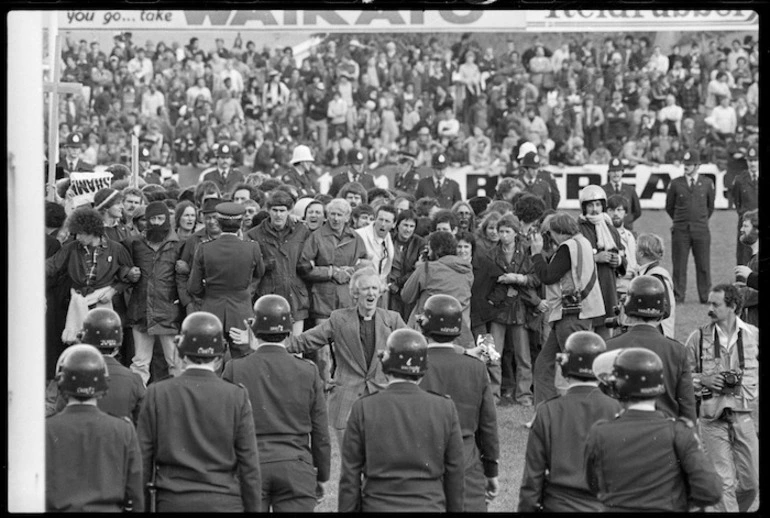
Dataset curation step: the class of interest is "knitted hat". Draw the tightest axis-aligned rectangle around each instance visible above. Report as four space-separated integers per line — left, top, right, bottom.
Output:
144 201 168 221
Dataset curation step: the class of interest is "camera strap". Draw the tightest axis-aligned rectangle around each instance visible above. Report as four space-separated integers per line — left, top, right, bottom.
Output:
712 326 745 371
576 244 597 300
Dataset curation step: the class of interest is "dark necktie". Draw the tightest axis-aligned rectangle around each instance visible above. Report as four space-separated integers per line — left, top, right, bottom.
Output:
689 178 695 190
435 180 443 196
615 184 622 194
751 174 757 186
69 161 76 171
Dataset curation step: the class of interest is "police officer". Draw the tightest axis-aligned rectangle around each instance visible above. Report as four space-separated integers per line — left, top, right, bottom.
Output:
665 150 715 303
57 132 94 179
45 308 146 422
139 146 161 185
518 151 559 211
517 141 560 209
731 145 758 265
282 144 318 197
188 202 265 359
519 331 621 512
585 348 723 512
199 142 245 195
136 312 261 512
417 295 500 511
606 275 697 421
414 152 462 209
222 295 331 512
338 328 465 512
46 344 144 512
602 157 642 231
392 150 421 195
328 148 376 197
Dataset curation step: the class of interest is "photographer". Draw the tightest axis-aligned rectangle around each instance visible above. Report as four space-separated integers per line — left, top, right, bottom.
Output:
684 284 758 512
529 212 605 407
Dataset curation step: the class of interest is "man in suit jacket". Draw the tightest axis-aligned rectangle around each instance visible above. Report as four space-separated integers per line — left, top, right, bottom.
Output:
338 328 465 512
188 202 264 359
199 142 245 196
328 148 376 198
57 132 95 179
417 295 500 512
602 157 642 231
665 151 715 303
414 152 462 209
286 267 406 447
223 295 331 512
137 313 261 512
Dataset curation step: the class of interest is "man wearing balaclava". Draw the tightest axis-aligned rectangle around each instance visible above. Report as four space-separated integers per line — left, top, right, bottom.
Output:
577 185 627 341
124 201 185 386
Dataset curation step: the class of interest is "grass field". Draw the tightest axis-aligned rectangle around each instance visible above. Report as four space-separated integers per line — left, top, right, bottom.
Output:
315 209 742 512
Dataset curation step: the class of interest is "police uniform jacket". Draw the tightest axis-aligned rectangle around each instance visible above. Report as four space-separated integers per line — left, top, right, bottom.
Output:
392 168 421 195
521 173 558 211
57 158 95 179
136 369 262 511
200 167 245 195
299 222 367 319
419 346 499 511
602 182 642 230
222 345 331 481
46 405 144 512
606 325 697 421
585 409 723 511
176 228 217 309
246 219 311 321
579 218 627 320
665 174 715 232
281 167 317 197
518 385 621 512
188 233 265 334
338 381 465 512
730 170 758 217
414 175 462 209
327 170 376 198
287 307 406 429
125 231 184 334
50 356 146 423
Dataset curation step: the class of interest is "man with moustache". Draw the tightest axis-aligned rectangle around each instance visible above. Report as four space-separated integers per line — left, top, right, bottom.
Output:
124 201 185 386
665 151 715 303
199 143 245 196
606 195 637 298
602 158 642 232
733 209 758 326
176 198 222 316
355 205 396 308
730 145 758 265
684 284 758 512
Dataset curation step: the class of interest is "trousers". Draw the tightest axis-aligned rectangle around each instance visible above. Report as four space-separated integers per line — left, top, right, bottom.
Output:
490 322 532 403
260 459 317 512
671 227 711 303
533 314 592 406
130 330 181 386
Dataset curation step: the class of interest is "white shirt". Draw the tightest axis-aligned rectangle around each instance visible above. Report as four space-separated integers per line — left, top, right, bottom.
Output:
355 223 394 283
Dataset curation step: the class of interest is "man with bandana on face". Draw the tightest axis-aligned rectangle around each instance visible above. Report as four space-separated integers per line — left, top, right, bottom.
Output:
730 145 758 265
125 201 185 386
733 209 758 327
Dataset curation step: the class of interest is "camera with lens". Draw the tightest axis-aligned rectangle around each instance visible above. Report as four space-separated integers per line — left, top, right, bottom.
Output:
720 370 743 396
561 289 582 315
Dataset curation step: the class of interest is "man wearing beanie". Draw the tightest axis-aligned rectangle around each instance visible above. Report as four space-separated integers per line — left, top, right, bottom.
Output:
93 187 132 244
125 201 185 385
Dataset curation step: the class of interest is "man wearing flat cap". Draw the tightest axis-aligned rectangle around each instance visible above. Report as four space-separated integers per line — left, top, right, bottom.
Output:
665 150 715 304
57 132 94 179
189 202 265 359
602 157 642 231
200 142 245 196
415 152 462 209
328 148 375 198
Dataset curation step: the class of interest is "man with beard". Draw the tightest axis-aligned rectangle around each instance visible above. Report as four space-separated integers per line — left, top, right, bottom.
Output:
734 209 758 326
731 145 758 265
601 158 642 232
125 201 184 386
189 202 265 359
199 143 245 196
176 198 222 317
606 195 637 298
355 205 396 308
578 186 626 340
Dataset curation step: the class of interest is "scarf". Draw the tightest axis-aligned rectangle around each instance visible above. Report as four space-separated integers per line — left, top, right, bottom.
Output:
583 212 616 251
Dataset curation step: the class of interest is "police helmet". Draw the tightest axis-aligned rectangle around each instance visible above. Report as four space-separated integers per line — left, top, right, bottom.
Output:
379 329 428 377
56 344 110 399
79 308 123 350
624 275 668 319
251 295 293 337
557 331 606 380
592 347 665 400
419 294 462 338
176 312 225 358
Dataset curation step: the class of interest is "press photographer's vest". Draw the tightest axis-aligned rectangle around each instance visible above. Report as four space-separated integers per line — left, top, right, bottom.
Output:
546 234 605 322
